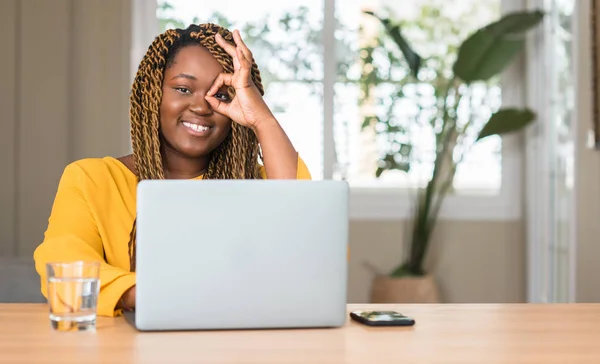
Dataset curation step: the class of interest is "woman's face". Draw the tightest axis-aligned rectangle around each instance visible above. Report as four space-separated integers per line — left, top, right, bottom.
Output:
159 45 232 159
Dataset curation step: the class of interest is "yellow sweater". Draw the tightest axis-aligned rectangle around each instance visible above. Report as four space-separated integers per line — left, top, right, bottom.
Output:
33 156 312 317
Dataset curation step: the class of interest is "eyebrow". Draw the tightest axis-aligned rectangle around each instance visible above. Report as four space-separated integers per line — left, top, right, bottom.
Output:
170 73 197 81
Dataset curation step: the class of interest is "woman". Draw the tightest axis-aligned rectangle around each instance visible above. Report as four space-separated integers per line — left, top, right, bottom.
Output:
33 23 311 317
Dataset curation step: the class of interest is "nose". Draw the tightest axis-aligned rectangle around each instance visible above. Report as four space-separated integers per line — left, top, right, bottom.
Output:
188 93 212 115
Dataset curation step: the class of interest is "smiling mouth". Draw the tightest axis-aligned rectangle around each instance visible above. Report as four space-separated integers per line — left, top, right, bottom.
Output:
182 121 213 135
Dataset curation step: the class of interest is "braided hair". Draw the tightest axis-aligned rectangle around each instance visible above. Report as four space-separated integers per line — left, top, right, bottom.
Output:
127 23 265 271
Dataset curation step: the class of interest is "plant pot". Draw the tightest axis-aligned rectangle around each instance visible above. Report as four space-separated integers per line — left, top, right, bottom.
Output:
369 274 440 303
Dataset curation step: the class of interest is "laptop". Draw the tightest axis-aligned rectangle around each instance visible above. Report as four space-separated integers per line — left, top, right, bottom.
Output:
124 179 349 331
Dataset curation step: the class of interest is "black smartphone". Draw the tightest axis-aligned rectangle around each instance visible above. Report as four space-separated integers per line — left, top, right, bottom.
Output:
350 310 415 327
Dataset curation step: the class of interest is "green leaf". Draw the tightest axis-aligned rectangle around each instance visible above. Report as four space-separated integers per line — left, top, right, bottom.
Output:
158 2 174 11
364 11 422 79
399 143 412 157
453 10 544 83
486 10 546 34
386 125 404 133
362 116 377 129
375 153 411 178
476 108 536 141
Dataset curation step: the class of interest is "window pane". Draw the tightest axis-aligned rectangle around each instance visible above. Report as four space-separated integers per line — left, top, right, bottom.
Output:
334 0 502 192
157 0 324 179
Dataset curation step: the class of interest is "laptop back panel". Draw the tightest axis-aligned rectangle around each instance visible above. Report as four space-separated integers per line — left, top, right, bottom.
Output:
134 180 348 331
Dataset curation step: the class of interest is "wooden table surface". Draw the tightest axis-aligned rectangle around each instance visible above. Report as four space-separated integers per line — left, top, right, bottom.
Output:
1 303 599 363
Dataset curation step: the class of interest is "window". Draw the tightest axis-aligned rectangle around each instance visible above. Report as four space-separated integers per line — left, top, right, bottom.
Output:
136 0 523 220
333 0 502 193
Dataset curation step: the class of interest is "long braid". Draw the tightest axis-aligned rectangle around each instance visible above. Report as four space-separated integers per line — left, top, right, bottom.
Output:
127 24 265 271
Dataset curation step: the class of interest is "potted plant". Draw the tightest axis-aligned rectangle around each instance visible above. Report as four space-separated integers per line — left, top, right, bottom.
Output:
360 8 545 303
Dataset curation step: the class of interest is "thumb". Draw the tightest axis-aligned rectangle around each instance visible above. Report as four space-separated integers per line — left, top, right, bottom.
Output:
205 95 230 117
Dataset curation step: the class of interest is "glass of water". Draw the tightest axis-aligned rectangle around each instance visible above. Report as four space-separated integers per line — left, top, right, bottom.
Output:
46 261 100 331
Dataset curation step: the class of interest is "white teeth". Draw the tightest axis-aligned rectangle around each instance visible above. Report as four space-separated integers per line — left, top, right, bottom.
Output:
183 122 211 132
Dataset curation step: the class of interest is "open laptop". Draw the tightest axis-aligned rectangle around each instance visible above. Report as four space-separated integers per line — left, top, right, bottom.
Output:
124 179 349 331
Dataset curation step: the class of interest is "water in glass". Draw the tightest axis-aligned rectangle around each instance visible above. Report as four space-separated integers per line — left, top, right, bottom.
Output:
46 261 100 331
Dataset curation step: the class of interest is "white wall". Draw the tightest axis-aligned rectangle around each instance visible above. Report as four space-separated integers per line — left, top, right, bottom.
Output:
574 0 600 302
0 0 131 301
0 0 131 259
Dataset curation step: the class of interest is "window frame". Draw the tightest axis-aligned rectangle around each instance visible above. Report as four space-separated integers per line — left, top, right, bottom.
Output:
135 0 525 221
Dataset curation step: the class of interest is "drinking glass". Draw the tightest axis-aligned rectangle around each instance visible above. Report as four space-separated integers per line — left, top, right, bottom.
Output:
46 261 100 331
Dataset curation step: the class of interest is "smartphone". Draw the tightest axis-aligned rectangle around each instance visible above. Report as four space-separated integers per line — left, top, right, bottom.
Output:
350 310 415 327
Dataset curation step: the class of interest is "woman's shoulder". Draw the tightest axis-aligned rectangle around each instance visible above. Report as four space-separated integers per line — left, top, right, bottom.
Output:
256 155 312 180
60 156 136 186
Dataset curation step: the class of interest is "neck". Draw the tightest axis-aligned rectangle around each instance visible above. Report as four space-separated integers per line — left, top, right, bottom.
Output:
161 147 209 179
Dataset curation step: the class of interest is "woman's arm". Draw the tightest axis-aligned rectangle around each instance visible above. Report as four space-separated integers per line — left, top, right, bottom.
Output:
33 163 136 317
206 31 302 179
252 118 298 179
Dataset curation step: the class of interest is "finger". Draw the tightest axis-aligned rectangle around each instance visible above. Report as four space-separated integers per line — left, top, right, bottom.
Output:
236 46 252 71
205 94 230 117
207 73 233 96
215 33 237 58
233 30 253 64
235 48 253 85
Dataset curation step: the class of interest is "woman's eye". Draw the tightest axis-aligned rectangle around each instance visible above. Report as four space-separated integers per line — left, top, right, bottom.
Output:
214 92 230 102
175 87 191 95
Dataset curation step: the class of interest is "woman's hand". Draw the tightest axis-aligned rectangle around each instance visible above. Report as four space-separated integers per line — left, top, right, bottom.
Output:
206 29 298 179
119 285 136 311
205 30 275 131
